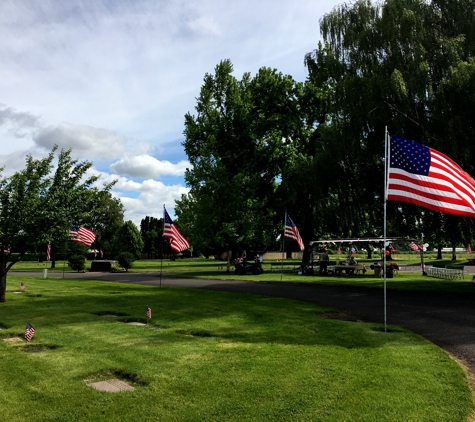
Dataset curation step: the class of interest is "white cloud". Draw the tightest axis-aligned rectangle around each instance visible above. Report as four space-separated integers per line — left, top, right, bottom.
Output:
110 154 189 178
0 0 342 226
0 104 41 138
34 122 127 160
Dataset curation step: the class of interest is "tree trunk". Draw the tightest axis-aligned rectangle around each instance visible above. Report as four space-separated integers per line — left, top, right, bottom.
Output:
437 245 442 260
0 252 6 302
452 244 457 261
0 272 6 302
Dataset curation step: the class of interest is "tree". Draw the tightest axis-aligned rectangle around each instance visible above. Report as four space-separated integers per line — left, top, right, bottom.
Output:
179 60 305 256
140 216 163 258
0 147 116 302
304 0 475 244
115 221 144 259
117 252 135 272
89 192 124 259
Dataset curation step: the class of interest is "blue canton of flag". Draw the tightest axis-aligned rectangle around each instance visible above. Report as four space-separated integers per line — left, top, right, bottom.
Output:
388 135 475 217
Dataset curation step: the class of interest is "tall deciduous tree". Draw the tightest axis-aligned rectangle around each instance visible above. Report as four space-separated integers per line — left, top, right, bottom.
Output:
305 0 475 247
115 220 144 259
179 60 304 255
0 147 115 302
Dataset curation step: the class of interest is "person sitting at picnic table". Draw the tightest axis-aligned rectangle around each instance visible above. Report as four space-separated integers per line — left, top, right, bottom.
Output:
347 256 357 274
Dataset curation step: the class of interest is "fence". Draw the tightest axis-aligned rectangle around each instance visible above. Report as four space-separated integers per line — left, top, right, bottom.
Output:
428 266 464 280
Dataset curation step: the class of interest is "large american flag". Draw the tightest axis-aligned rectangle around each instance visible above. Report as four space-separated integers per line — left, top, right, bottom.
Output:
409 241 419 252
284 214 304 251
388 135 475 217
163 207 190 253
25 323 35 342
71 226 96 246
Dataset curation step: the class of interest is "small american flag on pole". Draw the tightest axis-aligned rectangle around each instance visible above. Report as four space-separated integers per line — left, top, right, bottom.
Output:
72 226 96 246
163 207 190 253
147 306 152 319
24 323 35 342
46 243 51 261
468 244 472 254
20 283 26 291
409 242 419 252
284 214 304 251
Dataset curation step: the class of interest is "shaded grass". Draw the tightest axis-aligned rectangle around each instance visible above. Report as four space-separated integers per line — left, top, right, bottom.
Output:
0 276 473 421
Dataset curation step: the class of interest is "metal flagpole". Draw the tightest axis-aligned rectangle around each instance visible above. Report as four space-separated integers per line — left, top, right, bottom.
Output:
383 126 389 332
281 212 286 283
160 205 164 288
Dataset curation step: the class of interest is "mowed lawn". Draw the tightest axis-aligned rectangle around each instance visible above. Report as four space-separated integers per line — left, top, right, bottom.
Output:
0 276 473 421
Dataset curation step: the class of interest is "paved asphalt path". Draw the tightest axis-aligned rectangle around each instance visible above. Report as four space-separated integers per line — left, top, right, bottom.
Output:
12 269 475 385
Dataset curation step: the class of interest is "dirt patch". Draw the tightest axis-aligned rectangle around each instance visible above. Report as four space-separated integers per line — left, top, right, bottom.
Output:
318 312 360 322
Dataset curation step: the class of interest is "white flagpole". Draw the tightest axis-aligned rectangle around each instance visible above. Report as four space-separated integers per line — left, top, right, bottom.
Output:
160 205 165 288
281 212 286 283
383 126 389 332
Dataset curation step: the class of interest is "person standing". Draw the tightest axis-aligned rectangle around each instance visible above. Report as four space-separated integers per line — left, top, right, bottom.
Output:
319 249 330 275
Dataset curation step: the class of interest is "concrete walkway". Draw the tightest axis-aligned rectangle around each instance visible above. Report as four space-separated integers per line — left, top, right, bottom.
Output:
11 270 475 386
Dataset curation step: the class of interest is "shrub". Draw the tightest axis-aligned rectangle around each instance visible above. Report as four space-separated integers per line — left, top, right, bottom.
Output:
68 254 86 272
117 252 136 271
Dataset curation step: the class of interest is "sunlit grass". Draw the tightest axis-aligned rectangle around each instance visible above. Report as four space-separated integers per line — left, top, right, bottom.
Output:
0 276 473 421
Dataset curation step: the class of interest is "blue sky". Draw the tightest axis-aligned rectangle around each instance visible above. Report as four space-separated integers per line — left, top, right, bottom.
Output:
0 0 342 226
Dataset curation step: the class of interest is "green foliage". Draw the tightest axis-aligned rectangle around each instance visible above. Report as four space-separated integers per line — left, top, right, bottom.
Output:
0 146 118 301
115 221 144 259
140 216 165 258
117 251 136 271
67 254 86 272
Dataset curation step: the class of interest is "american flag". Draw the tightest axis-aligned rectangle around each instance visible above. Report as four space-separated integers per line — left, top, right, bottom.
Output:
69 222 79 238
100 249 104 258
72 226 96 246
284 214 304 251
163 207 190 253
388 135 475 217
147 306 152 319
409 242 419 252
468 244 472 254
24 323 35 342
46 243 51 261
20 283 26 291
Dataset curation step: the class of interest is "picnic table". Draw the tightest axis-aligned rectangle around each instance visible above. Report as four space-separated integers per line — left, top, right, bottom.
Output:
330 264 366 275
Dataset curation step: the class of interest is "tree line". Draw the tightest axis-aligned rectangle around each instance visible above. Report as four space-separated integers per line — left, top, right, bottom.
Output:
175 0 475 260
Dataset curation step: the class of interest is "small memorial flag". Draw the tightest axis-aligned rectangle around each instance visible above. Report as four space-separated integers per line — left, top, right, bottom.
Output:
20 283 25 291
147 306 152 319
46 243 51 261
468 244 472 254
24 323 35 342
409 242 419 252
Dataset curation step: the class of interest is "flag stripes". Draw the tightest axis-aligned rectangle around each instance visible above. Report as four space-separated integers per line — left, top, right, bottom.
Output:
388 135 475 217
284 214 304 251
163 207 190 253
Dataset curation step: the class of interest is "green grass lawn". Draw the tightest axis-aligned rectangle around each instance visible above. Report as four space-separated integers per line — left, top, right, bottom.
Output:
0 276 473 421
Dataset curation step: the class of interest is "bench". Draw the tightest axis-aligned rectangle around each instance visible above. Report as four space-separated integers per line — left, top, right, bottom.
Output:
428 266 464 280
330 264 366 275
